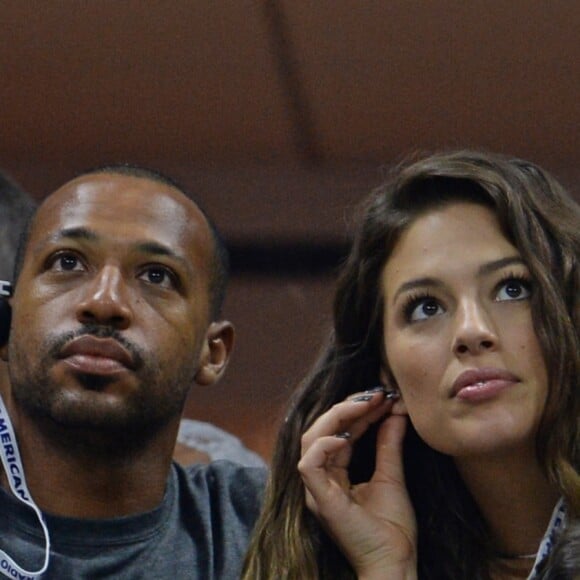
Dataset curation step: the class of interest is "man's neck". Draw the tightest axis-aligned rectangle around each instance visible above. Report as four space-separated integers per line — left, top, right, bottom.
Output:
455 447 560 559
6 410 178 519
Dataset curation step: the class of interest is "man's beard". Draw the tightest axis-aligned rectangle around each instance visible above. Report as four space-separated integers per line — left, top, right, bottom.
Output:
9 325 196 458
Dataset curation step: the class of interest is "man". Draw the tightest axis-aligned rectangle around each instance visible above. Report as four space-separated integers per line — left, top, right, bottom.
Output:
0 172 36 282
0 171 36 403
0 166 266 579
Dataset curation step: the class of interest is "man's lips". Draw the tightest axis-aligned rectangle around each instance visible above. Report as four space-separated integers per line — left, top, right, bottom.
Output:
451 367 520 401
58 336 136 375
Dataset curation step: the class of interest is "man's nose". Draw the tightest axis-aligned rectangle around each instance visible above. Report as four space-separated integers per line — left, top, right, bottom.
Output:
452 299 498 356
75 266 133 329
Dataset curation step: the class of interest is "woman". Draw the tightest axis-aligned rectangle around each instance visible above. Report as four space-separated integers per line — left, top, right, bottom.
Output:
243 151 579 579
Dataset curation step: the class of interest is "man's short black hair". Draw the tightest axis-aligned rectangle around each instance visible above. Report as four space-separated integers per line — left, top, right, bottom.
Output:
14 164 229 319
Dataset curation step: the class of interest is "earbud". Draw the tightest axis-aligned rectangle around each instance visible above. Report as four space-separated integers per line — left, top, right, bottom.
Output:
0 299 11 347
0 281 13 347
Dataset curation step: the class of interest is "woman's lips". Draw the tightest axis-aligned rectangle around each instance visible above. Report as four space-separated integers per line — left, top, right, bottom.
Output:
451 367 520 402
58 336 135 376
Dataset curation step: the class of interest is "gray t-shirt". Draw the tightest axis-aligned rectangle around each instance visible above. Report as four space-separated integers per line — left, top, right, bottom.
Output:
0 461 267 579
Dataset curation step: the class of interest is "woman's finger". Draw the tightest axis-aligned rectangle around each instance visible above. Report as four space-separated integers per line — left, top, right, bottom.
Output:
298 434 353 515
301 389 394 452
372 414 408 486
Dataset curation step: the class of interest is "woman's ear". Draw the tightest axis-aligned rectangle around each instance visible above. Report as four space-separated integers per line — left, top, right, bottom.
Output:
379 365 408 416
194 321 235 386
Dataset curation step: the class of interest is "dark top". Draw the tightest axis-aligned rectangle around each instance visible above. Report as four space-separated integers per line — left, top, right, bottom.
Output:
0 461 267 579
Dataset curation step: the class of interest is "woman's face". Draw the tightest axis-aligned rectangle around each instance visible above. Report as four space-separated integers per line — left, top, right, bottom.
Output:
382 202 548 458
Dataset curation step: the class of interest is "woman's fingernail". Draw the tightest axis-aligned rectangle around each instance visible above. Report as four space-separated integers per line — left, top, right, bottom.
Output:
352 394 373 402
365 385 386 394
335 431 352 439
385 390 400 400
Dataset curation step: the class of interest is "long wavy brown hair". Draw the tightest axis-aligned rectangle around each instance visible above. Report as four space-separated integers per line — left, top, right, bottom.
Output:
243 151 579 579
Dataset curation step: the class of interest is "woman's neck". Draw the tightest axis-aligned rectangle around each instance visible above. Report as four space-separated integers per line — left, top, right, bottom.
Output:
455 447 560 559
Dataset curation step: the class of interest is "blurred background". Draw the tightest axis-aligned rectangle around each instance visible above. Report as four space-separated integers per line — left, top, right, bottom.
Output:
1 1 578 461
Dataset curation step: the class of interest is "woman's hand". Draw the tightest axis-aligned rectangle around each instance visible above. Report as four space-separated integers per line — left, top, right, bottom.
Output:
298 388 417 579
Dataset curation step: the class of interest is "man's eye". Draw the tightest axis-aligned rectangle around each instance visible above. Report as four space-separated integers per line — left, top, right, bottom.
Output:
495 278 532 302
139 266 176 289
51 253 84 272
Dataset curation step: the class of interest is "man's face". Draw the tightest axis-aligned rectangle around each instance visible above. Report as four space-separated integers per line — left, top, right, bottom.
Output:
7 173 215 439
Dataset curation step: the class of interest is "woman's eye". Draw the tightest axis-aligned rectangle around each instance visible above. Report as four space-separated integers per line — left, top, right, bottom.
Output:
139 266 175 289
407 298 443 322
495 278 532 302
51 253 84 272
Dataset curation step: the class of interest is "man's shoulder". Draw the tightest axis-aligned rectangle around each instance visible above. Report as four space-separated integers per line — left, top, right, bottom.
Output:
175 460 268 509
182 458 267 477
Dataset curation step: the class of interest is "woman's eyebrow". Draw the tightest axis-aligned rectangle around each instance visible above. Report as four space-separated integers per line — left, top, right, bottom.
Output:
477 256 524 277
391 256 525 303
392 277 443 303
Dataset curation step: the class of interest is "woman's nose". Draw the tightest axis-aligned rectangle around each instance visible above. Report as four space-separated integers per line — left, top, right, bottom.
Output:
452 299 498 356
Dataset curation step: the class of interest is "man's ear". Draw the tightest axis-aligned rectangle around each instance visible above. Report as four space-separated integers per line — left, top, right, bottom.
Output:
379 365 408 416
194 321 235 386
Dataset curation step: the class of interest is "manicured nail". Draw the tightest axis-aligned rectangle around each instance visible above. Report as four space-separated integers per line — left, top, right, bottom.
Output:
385 390 400 400
365 385 387 394
335 431 352 439
352 394 374 402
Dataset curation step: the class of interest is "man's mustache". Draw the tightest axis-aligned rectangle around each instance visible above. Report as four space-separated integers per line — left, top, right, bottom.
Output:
47 325 145 370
